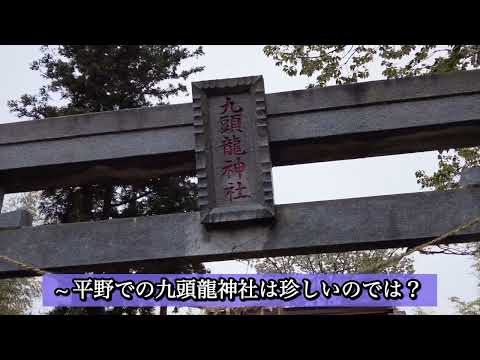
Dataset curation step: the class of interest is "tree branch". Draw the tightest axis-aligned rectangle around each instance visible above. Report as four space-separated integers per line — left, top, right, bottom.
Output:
363 215 480 273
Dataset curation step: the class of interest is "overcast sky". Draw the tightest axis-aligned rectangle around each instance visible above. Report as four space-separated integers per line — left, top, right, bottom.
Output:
0 45 478 315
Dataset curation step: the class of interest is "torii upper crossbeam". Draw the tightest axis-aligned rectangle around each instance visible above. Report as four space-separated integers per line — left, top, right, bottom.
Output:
1 70 480 277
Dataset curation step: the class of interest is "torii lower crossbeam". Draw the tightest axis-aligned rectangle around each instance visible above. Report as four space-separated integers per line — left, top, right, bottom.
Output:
1 188 480 277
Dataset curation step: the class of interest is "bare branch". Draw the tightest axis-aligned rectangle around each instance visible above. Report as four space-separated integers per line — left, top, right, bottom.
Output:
364 215 480 273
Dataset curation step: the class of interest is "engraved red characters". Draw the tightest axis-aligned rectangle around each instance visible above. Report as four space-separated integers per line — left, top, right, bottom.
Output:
219 97 250 202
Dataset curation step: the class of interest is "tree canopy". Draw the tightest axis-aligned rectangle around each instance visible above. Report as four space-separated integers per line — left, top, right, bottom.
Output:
7 45 206 315
260 45 480 313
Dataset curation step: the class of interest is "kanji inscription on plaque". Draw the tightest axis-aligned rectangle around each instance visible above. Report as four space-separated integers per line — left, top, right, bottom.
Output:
192 76 275 225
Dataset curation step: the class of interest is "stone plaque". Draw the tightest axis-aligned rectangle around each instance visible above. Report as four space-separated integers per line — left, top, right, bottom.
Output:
192 76 274 225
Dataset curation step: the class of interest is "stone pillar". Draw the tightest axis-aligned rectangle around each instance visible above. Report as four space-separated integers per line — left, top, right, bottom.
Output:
0 187 4 213
460 167 480 188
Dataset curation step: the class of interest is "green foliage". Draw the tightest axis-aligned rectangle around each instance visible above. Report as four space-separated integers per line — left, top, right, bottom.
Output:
0 193 42 314
413 119 480 315
264 45 480 87
251 249 414 275
415 148 480 191
414 149 480 315
450 248 480 315
8 45 206 315
264 44 480 314
8 45 204 118
449 296 480 315
0 278 40 315
412 307 436 315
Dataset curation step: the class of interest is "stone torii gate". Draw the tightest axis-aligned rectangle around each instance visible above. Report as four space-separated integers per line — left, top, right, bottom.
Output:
1 70 480 277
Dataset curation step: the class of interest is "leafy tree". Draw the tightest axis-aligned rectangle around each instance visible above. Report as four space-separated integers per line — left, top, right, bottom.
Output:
412 307 436 315
250 249 414 275
263 44 480 311
0 192 42 314
0 278 40 315
8 45 206 315
449 239 480 314
450 295 480 315
264 45 480 87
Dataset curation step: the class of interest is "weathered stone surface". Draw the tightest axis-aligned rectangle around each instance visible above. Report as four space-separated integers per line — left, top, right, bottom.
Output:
460 167 480 188
0 209 33 230
1 188 480 276
0 103 193 146
2 69 478 146
0 188 3 213
1 70 480 193
192 76 274 225
265 69 480 115
1 71 480 278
